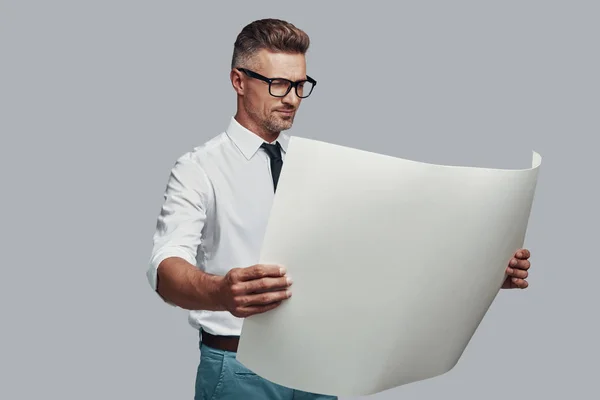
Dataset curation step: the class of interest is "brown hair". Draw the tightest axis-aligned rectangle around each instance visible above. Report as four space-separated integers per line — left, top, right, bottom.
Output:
231 18 310 69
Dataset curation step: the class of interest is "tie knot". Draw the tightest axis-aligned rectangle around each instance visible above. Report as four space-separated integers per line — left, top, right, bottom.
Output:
261 142 282 160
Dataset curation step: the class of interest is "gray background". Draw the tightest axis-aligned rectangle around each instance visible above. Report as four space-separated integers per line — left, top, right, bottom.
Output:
1 0 598 399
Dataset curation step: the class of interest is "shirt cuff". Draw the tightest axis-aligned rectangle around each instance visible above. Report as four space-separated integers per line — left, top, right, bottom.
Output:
147 248 197 306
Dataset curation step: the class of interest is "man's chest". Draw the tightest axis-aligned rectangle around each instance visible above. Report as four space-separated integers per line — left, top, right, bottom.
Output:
204 159 276 242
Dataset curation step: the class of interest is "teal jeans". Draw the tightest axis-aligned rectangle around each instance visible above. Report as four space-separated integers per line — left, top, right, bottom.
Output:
194 342 338 400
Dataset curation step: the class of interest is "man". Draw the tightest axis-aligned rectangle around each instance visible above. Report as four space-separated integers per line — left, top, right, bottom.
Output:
147 18 532 400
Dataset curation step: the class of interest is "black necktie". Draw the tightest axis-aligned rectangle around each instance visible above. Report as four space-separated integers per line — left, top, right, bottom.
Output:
261 142 283 192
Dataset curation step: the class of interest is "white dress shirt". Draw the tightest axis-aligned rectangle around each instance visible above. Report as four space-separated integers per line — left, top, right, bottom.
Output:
147 116 289 336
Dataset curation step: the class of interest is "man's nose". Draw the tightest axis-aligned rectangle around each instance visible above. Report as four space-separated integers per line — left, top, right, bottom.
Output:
282 87 301 106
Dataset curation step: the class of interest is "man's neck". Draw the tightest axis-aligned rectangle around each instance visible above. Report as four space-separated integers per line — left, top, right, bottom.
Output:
234 113 280 143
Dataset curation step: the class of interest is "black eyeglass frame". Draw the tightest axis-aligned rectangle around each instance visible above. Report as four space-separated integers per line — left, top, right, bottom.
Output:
236 68 317 98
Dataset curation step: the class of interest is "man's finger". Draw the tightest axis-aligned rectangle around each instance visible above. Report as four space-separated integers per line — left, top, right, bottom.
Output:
235 289 292 307
229 277 289 296
237 301 283 317
516 259 531 270
236 264 287 282
512 277 529 289
246 289 292 305
507 267 528 279
509 258 530 269
243 276 292 294
516 249 530 259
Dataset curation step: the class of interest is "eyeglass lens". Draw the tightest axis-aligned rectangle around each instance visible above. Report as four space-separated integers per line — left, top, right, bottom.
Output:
270 79 314 98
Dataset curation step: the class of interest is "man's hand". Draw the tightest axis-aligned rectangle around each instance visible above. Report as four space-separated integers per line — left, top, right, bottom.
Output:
216 264 293 318
502 248 531 289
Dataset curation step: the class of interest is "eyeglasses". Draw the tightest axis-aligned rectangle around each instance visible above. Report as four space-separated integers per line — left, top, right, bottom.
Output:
236 68 317 98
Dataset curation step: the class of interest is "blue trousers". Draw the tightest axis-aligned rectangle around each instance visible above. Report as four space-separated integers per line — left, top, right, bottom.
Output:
194 342 338 400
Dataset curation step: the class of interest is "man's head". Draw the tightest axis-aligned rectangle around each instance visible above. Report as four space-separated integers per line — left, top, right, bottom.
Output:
230 19 315 139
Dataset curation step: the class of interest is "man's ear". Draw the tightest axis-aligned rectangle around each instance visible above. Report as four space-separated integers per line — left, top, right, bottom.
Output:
230 69 244 95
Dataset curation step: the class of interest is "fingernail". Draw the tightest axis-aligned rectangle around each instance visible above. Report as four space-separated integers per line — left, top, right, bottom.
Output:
279 266 286 274
510 259 517 266
286 290 292 297
507 267 514 274
286 276 293 285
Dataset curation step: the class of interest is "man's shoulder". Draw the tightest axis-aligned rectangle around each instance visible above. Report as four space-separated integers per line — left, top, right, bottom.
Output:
174 131 229 168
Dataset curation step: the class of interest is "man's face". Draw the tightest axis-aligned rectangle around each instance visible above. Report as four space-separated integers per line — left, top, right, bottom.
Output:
240 49 307 135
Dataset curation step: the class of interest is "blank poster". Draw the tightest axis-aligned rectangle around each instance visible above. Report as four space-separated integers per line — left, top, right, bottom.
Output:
236 136 542 397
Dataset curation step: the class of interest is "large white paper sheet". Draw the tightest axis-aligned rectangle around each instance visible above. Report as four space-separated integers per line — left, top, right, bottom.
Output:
236 137 542 397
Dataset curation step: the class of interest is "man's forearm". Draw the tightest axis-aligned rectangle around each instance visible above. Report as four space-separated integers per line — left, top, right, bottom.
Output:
156 256 225 311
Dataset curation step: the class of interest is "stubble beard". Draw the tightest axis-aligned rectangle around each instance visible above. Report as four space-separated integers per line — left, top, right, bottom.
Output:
265 111 295 133
246 103 295 135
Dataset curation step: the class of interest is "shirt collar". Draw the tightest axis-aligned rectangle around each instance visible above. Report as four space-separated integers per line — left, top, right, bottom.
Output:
225 116 290 160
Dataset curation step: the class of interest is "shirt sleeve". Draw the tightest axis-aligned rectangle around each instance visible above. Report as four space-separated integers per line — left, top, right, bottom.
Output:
146 152 211 304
